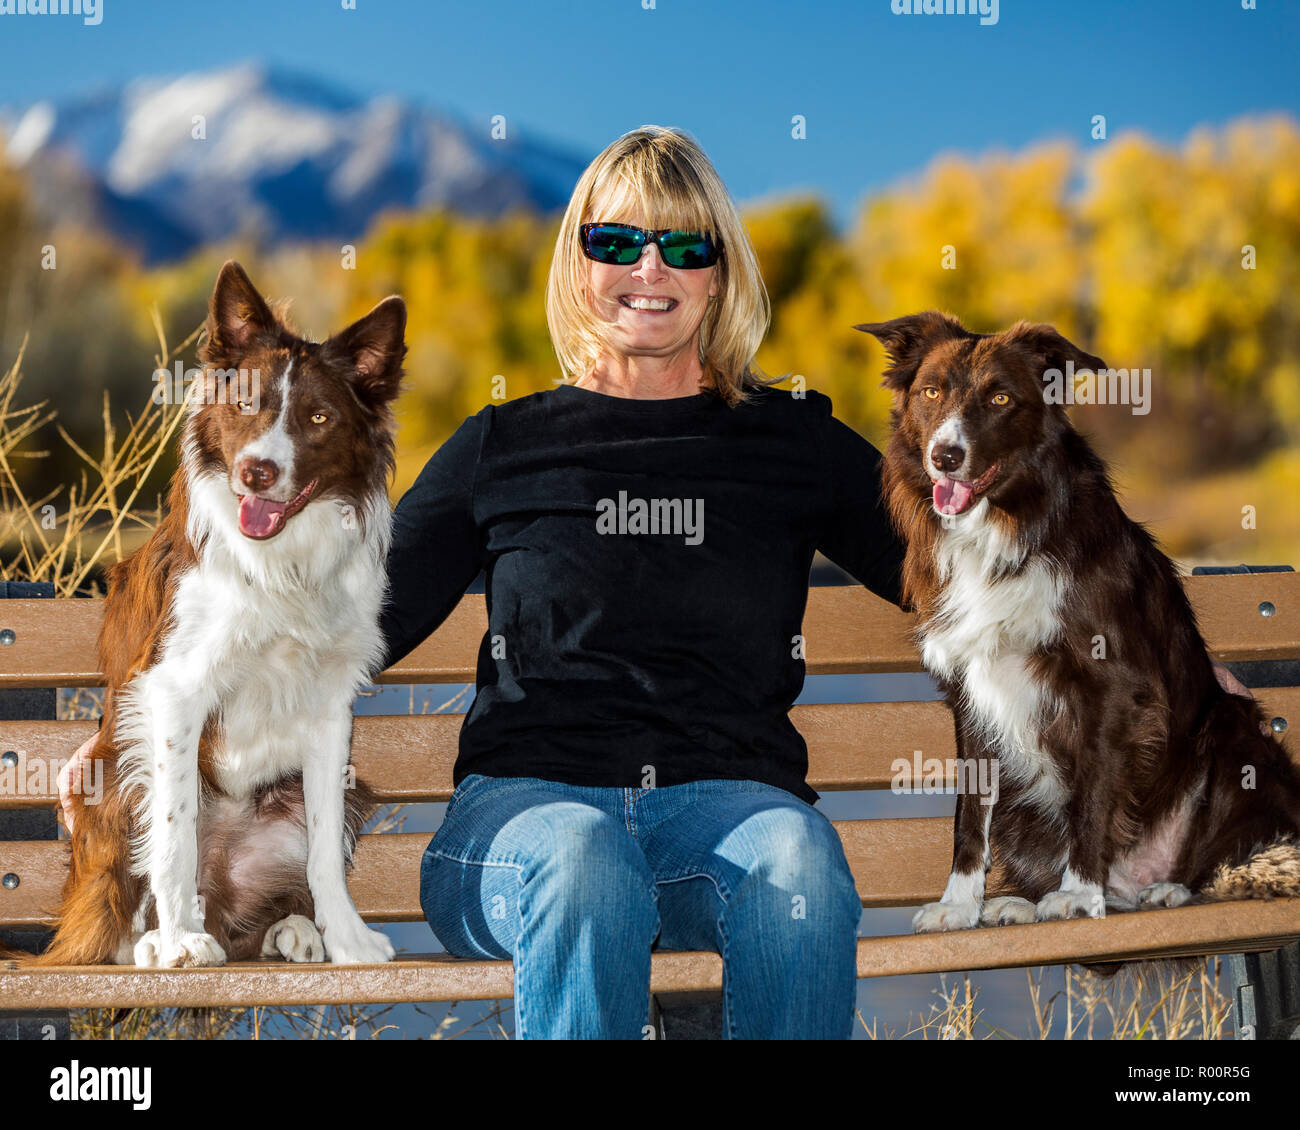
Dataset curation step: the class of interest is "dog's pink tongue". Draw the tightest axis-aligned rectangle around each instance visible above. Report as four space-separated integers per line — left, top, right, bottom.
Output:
238 494 286 538
934 476 975 516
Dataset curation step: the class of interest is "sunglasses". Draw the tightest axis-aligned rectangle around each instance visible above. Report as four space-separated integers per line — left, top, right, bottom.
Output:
580 223 722 270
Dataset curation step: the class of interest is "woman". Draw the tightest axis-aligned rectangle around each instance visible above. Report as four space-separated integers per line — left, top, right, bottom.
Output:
378 126 905 1038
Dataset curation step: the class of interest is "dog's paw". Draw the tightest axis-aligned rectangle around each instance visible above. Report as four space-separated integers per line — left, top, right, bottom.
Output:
132 930 163 967
979 896 1037 927
322 921 395 964
912 900 981 933
1036 889 1105 922
261 914 325 962
1137 881 1193 909
134 929 226 968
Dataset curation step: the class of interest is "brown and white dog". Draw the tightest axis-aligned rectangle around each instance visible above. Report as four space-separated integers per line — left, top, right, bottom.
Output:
855 312 1300 932
40 262 405 967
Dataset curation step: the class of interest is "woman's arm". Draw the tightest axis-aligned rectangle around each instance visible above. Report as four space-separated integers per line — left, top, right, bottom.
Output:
815 411 908 608
375 409 489 673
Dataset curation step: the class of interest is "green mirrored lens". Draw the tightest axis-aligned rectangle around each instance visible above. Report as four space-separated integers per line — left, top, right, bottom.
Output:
587 225 645 264
659 232 715 268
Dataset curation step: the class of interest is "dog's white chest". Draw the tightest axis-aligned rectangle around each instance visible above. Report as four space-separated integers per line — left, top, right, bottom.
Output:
920 505 1066 804
143 481 389 799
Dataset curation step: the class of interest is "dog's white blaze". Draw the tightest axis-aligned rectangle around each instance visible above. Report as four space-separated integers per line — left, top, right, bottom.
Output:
113 425 393 962
234 359 296 492
922 504 1068 815
926 414 970 478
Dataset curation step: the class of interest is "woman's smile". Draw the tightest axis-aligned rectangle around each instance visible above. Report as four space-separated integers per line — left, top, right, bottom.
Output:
619 293 679 313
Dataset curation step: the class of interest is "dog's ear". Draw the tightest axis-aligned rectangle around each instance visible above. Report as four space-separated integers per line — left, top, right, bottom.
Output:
854 312 970 391
1001 321 1106 376
204 261 279 361
325 296 407 408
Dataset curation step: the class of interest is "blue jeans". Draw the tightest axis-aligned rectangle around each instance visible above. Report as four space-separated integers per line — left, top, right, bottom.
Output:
419 774 862 1039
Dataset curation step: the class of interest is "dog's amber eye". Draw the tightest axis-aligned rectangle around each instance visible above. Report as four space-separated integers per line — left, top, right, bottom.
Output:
310 412 328 425
922 387 940 400
992 393 1011 406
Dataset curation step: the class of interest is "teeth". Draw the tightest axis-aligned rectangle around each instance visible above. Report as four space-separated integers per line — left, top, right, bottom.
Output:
623 296 673 311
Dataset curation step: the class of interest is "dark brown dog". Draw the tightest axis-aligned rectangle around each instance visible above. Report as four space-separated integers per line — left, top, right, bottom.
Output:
856 312 1300 932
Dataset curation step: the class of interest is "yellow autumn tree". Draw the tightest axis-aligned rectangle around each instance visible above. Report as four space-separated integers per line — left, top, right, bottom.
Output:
1084 116 1300 471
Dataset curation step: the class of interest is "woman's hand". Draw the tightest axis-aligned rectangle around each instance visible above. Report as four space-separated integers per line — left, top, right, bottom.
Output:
1211 658 1251 699
58 732 98 834
1211 656 1272 736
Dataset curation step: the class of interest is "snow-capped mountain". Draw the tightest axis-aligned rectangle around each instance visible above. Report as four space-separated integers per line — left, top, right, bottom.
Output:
0 62 589 262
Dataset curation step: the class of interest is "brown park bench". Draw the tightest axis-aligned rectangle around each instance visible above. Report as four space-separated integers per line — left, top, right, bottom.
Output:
1 568 1298 1039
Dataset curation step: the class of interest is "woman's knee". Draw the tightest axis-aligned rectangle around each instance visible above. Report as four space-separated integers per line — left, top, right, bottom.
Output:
421 798 658 956
727 806 860 925
519 803 658 923
420 851 519 959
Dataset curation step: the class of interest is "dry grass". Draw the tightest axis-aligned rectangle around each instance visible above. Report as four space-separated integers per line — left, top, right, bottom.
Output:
0 312 205 592
858 958 1234 1040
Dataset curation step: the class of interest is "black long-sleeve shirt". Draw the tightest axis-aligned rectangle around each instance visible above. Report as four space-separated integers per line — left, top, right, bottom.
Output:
377 383 905 803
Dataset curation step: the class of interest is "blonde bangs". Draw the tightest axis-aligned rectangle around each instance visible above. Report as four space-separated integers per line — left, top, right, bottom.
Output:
587 157 718 239
546 125 773 406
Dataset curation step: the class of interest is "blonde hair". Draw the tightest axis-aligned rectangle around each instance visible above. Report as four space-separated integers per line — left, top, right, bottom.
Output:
545 125 772 406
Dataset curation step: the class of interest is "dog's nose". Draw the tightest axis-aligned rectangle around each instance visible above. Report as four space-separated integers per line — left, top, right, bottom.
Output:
931 444 965 474
237 457 280 492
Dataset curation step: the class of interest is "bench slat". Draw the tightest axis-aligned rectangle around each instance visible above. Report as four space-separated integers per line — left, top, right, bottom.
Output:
3 899 1297 1008
10 810 1294 928
2 572 1296 687
2 818 946 927
0 701 958 806
4 689 1297 808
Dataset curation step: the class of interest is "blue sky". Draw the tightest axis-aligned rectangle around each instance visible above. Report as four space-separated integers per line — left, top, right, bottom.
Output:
0 0 1296 224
